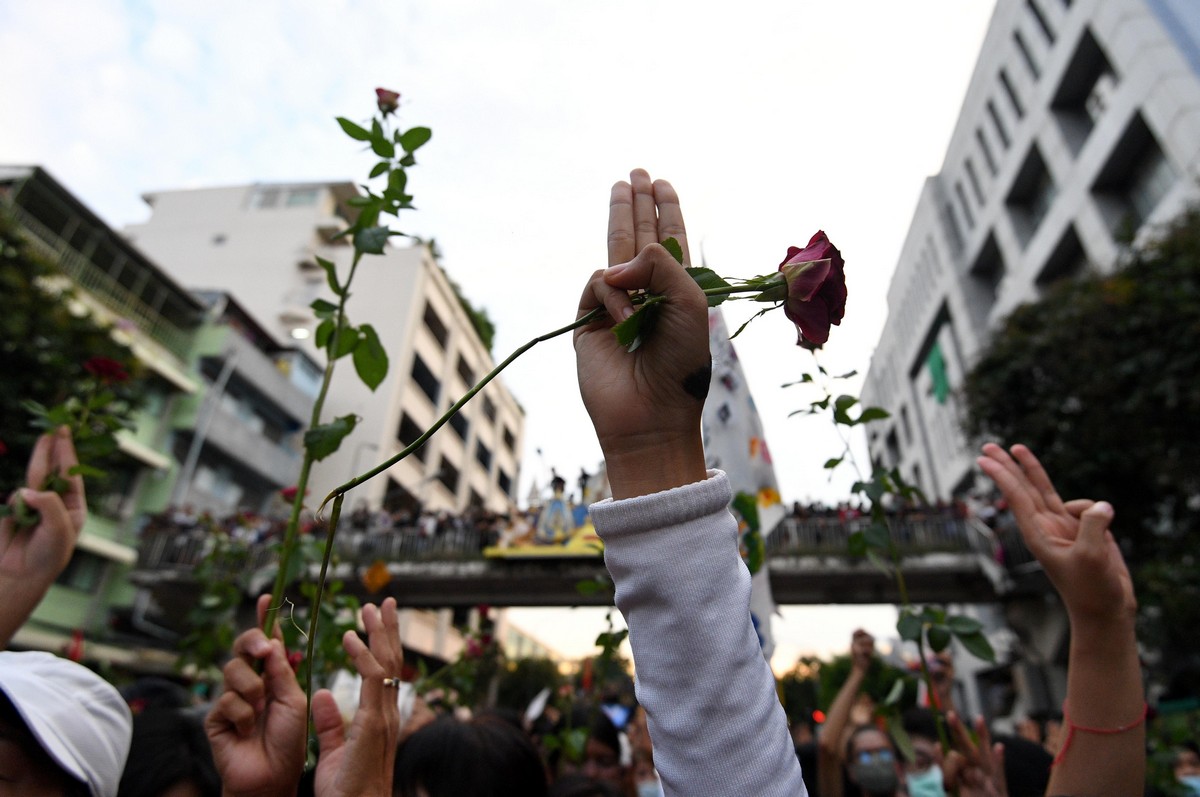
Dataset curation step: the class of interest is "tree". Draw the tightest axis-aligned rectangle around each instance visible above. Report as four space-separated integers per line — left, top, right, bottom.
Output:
0 210 142 493
962 207 1200 671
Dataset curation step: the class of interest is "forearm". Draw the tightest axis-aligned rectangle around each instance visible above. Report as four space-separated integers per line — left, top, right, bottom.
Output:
1047 614 1144 797
591 471 807 797
0 579 53 648
818 666 865 758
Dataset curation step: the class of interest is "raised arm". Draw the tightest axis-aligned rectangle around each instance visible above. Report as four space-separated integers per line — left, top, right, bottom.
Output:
0 427 86 647
580 170 807 797
816 629 874 797
978 443 1142 797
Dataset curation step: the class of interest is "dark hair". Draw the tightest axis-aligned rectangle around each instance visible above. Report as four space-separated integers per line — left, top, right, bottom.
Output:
901 707 941 749
547 774 621 797
844 723 895 761
117 708 220 797
394 714 548 797
0 692 89 797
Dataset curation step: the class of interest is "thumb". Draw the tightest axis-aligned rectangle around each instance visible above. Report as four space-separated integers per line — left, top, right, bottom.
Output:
312 689 346 756
1077 501 1113 556
604 244 703 304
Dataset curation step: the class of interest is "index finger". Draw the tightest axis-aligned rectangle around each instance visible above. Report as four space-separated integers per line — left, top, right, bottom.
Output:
653 179 690 267
25 432 56 490
51 428 85 526
608 181 635 267
1009 445 1067 515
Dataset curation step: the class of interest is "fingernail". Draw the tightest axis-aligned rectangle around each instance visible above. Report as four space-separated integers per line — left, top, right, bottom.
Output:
1092 501 1113 515
620 307 634 320
250 638 271 657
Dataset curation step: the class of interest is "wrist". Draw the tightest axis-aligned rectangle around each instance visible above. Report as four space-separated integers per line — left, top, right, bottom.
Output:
600 431 707 500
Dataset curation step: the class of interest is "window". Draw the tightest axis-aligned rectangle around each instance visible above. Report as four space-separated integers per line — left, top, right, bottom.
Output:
502 426 516 453
1036 225 1087 290
1051 29 1116 156
999 69 1025 119
1026 0 1055 44
1013 31 1040 79
423 303 448 349
885 429 901 467
251 187 281 209
955 182 975 230
1091 115 1176 236
987 101 1011 150
449 410 469 441
456 355 475 387
965 159 985 206
55 550 106 593
286 188 319 207
899 406 913 445
941 202 964 255
965 233 1006 330
482 396 497 424
411 354 440 404
976 129 998 176
437 456 460 494
475 440 492 471
468 489 485 509
397 412 428 462
1007 146 1056 247
498 469 512 496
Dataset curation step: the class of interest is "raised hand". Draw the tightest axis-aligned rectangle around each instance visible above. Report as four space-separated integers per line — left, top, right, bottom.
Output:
574 169 710 499
205 594 307 797
849 628 874 673
943 711 1007 797
977 443 1135 623
311 597 404 797
0 427 87 646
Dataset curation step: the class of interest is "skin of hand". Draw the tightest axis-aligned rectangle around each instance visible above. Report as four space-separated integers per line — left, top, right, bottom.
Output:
311 597 404 797
205 595 308 797
574 169 710 500
0 427 86 647
849 628 874 673
942 711 1007 797
977 443 1136 625
978 443 1143 796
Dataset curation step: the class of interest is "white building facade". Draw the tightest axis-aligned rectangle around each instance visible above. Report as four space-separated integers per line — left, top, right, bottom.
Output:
126 182 525 516
862 0 1200 500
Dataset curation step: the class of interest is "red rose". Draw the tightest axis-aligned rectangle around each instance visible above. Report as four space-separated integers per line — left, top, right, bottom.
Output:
280 485 307 502
83 356 130 384
778 231 847 348
375 88 400 116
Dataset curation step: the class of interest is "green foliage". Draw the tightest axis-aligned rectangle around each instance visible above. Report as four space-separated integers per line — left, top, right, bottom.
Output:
444 275 497 353
304 414 358 461
0 210 144 495
496 657 565 712
177 534 254 678
817 651 917 711
961 207 1200 668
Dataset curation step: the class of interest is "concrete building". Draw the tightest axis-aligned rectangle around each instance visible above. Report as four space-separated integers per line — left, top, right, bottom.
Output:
169 291 317 516
125 182 525 517
859 0 1200 723
0 165 202 669
862 0 1200 501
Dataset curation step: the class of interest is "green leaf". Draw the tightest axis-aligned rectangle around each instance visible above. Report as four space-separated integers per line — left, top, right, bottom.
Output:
352 323 388 391
575 579 605 597
315 257 343 297
863 522 890 550
68 463 106 479
947 614 983 635
369 161 390 179
956 631 996 663
354 226 391 255
896 610 923 642
386 169 408 198
833 394 859 425
612 302 661 352
332 322 360 360
304 414 358 461
336 117 371 141
370 137 395 158
685 266 732 307
315 319 335 349
823 457 843 470
865 549 892 576
310 298 338 319
661 237 684 264
857 407 891 424
884 677 906 706
847 530 867 557
927 624 952 652
399 126 433 152
399 153 416 167
833 370 859 379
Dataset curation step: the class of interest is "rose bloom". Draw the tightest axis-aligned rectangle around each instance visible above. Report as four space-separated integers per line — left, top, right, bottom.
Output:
778 230 847 348
375 87 400 115
83 356 130 384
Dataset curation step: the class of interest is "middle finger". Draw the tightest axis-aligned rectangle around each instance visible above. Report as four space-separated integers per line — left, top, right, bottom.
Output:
631 169 659 253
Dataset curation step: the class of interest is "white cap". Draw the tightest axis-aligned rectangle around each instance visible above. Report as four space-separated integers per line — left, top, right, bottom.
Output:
0 650 132 797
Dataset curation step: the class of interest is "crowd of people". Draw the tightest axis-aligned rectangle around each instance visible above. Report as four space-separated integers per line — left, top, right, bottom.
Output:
0 169 1181 796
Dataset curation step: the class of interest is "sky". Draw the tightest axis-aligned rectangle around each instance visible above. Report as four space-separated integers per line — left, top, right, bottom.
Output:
1 0 997 664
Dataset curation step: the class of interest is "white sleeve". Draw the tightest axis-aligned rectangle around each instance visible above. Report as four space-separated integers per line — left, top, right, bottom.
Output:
590 470 808 797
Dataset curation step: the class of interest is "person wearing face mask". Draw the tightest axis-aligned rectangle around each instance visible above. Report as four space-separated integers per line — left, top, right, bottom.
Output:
901 709 946 797
844 726 905 797
1174 743 1200 796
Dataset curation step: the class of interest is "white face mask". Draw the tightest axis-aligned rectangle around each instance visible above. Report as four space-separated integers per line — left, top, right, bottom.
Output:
906 764 946 797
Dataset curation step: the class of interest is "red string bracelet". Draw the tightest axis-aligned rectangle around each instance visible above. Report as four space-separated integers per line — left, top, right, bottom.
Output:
1052 702 1148 767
